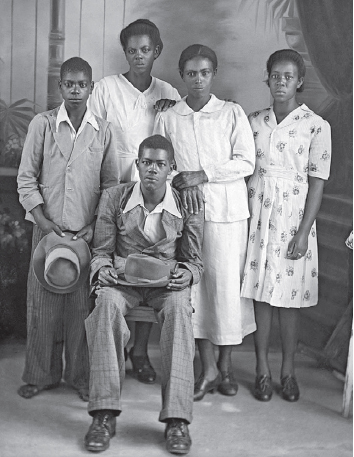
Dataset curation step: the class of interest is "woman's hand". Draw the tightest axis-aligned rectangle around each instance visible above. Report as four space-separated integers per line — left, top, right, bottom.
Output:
166 268 192 291
177 186 204 214
172 170 208 190
286 230 309 260
154 99 176 112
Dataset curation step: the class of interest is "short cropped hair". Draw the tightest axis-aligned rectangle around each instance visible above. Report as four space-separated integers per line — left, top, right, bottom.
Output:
266 49 306 92
138 134 174 162
60 57 92 81
178 44 218 74
120 19 163 53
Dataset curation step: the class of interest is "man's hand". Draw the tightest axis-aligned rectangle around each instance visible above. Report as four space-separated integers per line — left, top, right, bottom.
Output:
172 170 207 190
98 267 119 286
31 205 64 237
73 221 95 243
154 99 176 112
166 268 192 291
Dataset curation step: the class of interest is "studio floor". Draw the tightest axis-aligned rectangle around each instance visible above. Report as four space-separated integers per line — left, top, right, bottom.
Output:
0 335 352 457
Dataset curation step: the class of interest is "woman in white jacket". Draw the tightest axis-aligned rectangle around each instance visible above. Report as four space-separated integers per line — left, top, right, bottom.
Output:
154 44 256 400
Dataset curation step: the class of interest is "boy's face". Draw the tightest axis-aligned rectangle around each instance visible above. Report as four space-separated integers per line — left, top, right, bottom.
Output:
58 71 93 111
136 148 173 193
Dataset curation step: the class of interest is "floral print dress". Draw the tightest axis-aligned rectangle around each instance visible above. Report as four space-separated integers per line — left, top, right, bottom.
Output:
241 104 331 308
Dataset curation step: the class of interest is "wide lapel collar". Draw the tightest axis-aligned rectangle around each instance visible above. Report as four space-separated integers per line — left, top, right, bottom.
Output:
50 107 73 161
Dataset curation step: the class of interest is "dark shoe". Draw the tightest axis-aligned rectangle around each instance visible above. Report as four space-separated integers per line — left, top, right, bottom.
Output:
165 419 191 455
193 372 222 401
281 375 300 402
217 371 238 396
128 347 156 384
254 375 273 401
84 410 116 452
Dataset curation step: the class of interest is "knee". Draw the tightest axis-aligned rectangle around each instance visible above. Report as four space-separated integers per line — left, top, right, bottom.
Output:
92 288 126 319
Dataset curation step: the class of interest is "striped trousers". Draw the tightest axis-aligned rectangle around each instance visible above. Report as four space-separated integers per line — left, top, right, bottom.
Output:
22 225 91 389
85 285 195 423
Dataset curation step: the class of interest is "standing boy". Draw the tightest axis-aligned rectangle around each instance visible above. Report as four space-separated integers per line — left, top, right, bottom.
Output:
17 57 119 401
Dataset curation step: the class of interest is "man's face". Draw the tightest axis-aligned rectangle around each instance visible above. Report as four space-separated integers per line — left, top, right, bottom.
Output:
58 71 93 111
137 148 173 193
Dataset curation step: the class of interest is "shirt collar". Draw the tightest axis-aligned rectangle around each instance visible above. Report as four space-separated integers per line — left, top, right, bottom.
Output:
123 181 182 218
172 94 225 116
56 102 99 132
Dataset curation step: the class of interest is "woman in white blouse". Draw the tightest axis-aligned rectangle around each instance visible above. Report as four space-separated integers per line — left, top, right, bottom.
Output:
154 44 256 400
89 19 180 385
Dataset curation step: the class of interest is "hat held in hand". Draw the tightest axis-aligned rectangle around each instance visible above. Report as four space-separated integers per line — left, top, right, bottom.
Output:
33 232 91 294
116 253 172 288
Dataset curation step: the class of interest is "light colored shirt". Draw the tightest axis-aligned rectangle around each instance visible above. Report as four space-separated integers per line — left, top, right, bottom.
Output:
123 181 182 244
56 102 99 142
154 95 256 222
89 74 180 182
17 104 119 231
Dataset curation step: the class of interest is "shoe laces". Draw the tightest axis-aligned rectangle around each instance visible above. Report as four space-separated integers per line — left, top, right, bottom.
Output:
168 420 188 438
92 412 111 433
258 375 271 392
282 376 297 391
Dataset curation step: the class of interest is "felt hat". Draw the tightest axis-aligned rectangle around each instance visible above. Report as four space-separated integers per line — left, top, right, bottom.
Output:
33 232 91 294
116 253 171 288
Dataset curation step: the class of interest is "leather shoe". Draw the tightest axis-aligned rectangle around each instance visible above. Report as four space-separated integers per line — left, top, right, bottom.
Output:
84 410 116 452
254 375 273 401
217 371 238 396
281 375 300 402
193 372 222 401
165 419 191 455
129 347 156 384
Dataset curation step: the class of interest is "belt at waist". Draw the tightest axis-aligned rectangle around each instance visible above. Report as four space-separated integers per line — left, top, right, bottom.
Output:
262 167 308 183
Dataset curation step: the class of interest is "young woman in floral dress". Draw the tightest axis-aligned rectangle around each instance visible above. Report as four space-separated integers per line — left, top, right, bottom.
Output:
241 49 331 402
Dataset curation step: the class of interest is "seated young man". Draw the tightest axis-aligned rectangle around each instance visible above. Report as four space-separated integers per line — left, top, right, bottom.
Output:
84 134 204 455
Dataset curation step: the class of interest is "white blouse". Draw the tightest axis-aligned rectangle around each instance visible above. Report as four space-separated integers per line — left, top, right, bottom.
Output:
89 74 180 182
154 95 255 222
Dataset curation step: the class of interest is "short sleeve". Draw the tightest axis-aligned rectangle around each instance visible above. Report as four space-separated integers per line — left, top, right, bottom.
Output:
308 118 331 180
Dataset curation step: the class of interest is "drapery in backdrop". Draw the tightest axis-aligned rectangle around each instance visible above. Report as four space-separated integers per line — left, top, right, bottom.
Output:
297 0 353 195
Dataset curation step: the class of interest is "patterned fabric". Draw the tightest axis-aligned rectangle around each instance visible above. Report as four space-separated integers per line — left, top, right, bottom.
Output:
17 105 119 231
22 225 92 388
346 231 353 250
241 104 331 308
85 286 195 423
89 74 180 183
90 182 204 286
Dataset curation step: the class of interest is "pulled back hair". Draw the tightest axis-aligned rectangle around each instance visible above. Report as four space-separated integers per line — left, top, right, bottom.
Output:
60 57 92 81
138 134 174 162
266 49 306 92
178 44 218 74
120 19 163 53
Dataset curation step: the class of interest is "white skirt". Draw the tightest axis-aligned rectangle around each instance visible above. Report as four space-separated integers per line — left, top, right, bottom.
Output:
192 220 256 345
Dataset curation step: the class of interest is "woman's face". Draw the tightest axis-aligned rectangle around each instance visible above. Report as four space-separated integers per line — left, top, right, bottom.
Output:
124 35 159 74
181 57 216 99
268 61 303 103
